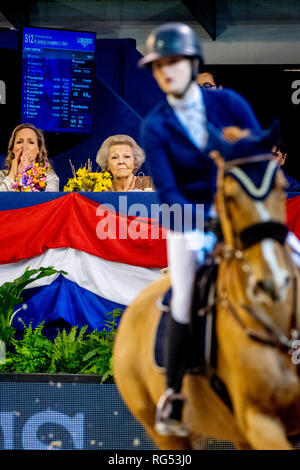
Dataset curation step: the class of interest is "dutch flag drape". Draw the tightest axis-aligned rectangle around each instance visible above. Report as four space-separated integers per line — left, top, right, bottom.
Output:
1 192 300 335
0 193 167 333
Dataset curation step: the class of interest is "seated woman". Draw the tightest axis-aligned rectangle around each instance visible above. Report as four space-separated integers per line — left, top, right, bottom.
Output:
0 123 59 191
96 134 154 191
272 141 300 192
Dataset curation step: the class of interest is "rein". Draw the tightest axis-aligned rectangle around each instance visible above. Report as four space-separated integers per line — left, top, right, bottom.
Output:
217 291 299 354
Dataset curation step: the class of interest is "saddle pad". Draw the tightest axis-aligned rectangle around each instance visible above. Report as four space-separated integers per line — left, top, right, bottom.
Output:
154 310 169 370
153 287 232 411
190 261 218 371
153 297 217 372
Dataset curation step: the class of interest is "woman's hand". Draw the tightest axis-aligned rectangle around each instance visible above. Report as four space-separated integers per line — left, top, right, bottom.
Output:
8 150 22 180
8 149 32 181
17 149 32 173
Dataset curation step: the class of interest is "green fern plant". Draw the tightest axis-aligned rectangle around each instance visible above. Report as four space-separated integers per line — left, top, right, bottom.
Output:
0 321 53 373
0 266 67 344
48 325 89 374
81 308 122 382
0 306 122 379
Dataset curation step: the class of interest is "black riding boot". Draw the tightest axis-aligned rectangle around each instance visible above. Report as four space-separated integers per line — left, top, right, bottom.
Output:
155 316 190 436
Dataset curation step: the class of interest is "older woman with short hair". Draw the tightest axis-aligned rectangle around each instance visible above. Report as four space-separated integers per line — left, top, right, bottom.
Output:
0 123 59 191
96 134 154 191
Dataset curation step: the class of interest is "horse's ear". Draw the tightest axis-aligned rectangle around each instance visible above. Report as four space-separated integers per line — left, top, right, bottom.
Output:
209 150 225 168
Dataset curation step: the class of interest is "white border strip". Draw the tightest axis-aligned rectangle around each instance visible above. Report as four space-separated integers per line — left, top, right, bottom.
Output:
0 247 161 306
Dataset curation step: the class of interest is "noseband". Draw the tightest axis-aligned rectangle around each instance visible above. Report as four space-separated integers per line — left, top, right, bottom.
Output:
239 221 288 250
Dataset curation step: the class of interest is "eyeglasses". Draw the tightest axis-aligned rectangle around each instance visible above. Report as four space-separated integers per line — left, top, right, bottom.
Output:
199 83 216 88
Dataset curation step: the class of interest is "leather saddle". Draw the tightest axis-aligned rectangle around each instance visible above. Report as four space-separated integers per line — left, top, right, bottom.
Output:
154 256 218 374
154 221 233 410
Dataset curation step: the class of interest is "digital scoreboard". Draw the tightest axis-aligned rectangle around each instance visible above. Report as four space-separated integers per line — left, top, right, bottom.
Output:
21 27 95 134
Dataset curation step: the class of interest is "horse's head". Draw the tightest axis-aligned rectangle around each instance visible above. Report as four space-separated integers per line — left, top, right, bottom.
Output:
221 158 290 304
209 124 292 306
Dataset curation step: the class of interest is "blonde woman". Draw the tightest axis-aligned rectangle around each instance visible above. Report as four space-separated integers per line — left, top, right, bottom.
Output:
96 134 154 191
0 123 59 191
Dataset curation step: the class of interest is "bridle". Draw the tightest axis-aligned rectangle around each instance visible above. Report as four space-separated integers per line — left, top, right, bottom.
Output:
240 221 288 250
215 154 300 356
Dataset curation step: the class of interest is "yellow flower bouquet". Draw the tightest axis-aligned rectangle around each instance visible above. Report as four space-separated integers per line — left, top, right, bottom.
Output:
63 159 112 192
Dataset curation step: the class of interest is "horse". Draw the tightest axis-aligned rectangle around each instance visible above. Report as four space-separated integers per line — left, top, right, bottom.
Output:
113 149 300 450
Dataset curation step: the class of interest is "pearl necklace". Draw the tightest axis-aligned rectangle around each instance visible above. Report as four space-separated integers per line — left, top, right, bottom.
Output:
112 174 136 192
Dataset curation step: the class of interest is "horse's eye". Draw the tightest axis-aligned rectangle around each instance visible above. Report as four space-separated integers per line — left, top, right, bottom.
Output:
225 195 234 203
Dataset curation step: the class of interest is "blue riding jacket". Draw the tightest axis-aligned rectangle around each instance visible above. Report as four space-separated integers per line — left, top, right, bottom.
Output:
140 87 262 231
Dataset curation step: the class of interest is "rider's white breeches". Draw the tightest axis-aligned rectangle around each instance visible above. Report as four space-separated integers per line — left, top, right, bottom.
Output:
167 229 216 325
167 232 198 325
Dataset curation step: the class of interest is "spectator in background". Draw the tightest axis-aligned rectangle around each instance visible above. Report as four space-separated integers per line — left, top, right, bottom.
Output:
96 134 154 191
272 141 300 192
0 123 59 192
197 66 222 89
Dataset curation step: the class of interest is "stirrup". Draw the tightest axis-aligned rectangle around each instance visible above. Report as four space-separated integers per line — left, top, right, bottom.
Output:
155 389 189 437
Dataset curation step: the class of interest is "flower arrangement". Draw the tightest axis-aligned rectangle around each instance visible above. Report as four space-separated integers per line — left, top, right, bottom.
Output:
12 162 49 192
63 159 112 192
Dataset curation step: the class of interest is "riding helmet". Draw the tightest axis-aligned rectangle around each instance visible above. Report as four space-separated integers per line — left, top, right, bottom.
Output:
138 22 204 68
